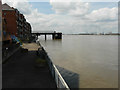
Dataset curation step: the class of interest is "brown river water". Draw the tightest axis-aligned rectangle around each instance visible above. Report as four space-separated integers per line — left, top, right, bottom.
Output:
39 35 118 88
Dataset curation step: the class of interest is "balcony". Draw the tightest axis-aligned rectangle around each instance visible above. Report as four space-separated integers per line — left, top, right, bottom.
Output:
19 23 23 27
18 29 23 32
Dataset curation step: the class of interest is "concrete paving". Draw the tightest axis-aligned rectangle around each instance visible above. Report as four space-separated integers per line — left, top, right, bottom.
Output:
2 43 57 88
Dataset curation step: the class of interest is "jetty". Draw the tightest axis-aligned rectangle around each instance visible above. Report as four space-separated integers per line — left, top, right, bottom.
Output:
32 31 62 40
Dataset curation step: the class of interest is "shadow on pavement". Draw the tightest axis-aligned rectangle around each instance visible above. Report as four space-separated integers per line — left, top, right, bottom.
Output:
2 48 57 88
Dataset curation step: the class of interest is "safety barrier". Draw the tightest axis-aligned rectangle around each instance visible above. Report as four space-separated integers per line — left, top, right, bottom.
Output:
37 44 70 89
45 53 70 89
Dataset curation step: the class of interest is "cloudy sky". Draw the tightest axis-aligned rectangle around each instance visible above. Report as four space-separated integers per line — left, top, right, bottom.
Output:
2 0 119 34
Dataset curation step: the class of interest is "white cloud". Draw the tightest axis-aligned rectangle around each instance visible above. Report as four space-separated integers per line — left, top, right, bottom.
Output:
16 2 32 15
2 0 28 6
2 0 118 34
50 1 90 16
2 0 32 15
86 7 118 21
50 0 119 2
68 3 89 16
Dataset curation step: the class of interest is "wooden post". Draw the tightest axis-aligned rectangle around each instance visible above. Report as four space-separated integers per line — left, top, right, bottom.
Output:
59 33 62 39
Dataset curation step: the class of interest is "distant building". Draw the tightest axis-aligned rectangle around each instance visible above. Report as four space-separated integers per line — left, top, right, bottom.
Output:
2 3 32 40
99 32 104 35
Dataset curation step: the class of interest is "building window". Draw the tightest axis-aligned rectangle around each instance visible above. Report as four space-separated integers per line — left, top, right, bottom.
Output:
4 13 6 15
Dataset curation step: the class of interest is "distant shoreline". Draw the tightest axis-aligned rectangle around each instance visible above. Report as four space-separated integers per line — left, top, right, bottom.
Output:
63 34 120 35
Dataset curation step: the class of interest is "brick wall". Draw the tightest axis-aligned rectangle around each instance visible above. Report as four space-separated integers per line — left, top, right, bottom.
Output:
2 10 17 36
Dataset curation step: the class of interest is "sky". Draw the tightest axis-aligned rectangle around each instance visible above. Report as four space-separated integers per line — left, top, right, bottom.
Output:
2 0 119 34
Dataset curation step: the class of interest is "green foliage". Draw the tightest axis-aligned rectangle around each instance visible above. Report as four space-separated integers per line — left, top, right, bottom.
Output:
36 58 46 64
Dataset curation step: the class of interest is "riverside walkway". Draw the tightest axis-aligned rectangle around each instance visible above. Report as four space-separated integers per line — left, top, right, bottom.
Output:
2 43 57 88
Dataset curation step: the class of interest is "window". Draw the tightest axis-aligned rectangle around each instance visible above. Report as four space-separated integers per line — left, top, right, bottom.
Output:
4 13 6 15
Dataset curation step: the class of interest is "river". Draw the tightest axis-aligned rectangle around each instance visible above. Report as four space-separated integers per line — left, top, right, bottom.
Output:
39 35 118 88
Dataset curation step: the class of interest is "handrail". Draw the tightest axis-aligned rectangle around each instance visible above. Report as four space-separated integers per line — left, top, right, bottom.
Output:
53 64 70 89
37 43 70 89
44 49 70 89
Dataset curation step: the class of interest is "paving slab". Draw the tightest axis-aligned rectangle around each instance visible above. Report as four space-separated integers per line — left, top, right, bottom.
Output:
2 43 57 88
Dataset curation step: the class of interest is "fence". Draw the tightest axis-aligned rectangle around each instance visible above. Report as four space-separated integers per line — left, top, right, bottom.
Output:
38 44 70 89
45 53 70 89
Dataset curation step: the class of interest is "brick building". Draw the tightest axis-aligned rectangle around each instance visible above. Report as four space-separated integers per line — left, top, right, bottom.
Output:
2 3 31 40
2 17 11 42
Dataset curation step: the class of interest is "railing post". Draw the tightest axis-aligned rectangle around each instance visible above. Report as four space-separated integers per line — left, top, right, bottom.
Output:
58 75 60 89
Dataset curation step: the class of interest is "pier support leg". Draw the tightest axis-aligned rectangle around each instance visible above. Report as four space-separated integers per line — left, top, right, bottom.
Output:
36 35 38 39
52 34 55 40
45 34 47 40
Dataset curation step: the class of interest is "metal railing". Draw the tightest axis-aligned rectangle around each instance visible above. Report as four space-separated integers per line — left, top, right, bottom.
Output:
37 41 70 89
43 49 70 89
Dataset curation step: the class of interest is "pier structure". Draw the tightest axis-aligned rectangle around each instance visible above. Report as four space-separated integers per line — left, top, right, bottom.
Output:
32 31 62 40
